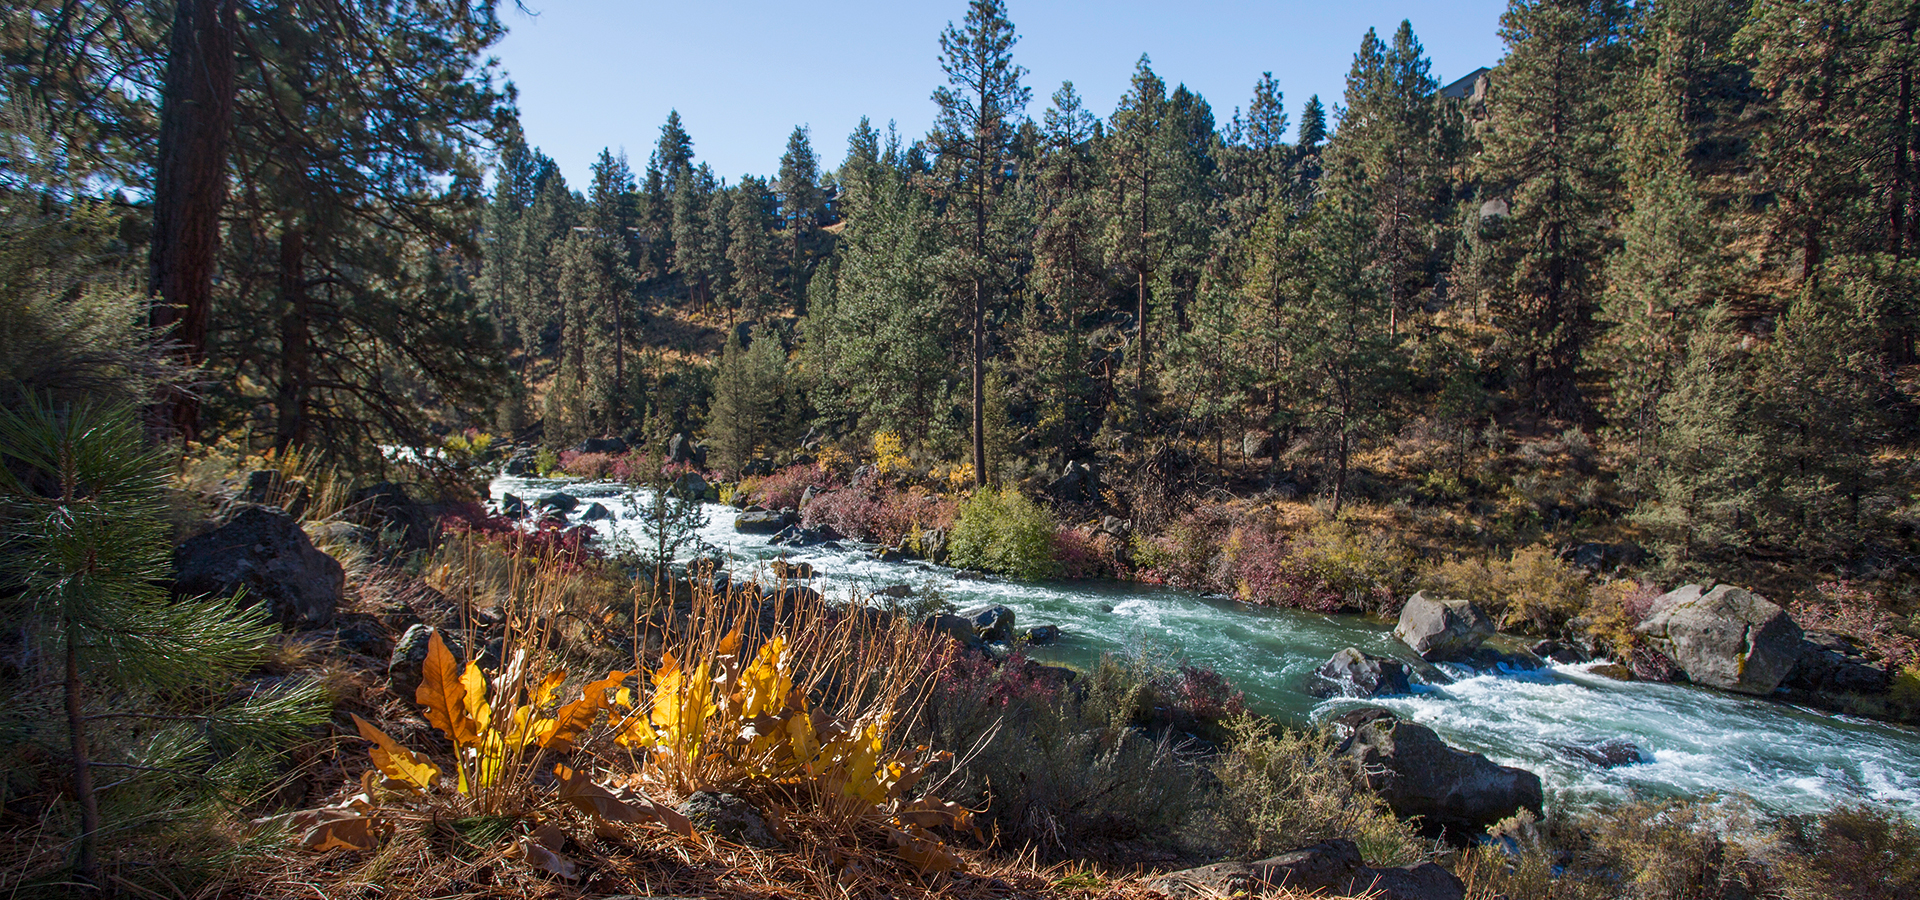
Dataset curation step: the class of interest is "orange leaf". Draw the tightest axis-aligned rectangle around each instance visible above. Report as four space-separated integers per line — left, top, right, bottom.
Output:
300 814 383 852
416 631 477 749
539 669 628 753
553 764 694 838
351 714 440 792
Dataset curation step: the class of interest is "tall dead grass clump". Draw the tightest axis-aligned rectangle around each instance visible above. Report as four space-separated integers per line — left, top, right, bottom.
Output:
1208 715 1427 867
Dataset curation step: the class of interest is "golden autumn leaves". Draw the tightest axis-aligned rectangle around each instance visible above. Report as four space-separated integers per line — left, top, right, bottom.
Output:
295 627 971 876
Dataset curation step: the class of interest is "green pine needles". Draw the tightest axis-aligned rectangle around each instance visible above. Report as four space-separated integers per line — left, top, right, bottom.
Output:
0 402 327 894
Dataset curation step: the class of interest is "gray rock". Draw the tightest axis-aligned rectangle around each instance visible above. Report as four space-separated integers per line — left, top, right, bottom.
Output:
1339 709 1544 837
389 624 449 700
1787 631 1892 695
1021 624 1060 646
499 493 527 517
536 492 579 515
734 510 790 533
923 613 980 646
1550 737 1648 769
576 436 628 454
920 528 949 564
675 791 781 849
352 482 441 553
1394 592 1496 660
1098 515 1129 537
768 559 814 580
1308 647 1412 699
666 432 695 464
875 583 914 599
669 471 709 502
957 604 1017 643
503 449 537 476
1635 584 1804 695
173 506 343 628
580 502 613 522
1243 431 1277 459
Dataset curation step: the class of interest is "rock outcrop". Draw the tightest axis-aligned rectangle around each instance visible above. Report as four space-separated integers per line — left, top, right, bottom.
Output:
1335 708 1543 837
173 506 343 628
1306 647 1412 699
1393 592 1495 660
1635 584 1803 695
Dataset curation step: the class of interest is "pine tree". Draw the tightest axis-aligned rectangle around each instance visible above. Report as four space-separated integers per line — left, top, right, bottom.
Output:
0 403 325 889
1599 0 1736 457
590 149 642 415
1101 56 1206 419
728 175 779 321
1461 0 1627 414
1017 82 1107 458
930 0 1030 486
778 126 824 310
708 326 791 474
1326 21 1448 337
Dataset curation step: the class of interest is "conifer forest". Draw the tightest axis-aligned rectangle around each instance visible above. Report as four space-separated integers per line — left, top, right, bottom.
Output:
5 0 1920 897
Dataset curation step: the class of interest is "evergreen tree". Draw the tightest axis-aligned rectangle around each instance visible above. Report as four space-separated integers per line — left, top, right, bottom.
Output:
213 0 512 460
1101 56 1192 418
1599 0 1737 457
707 326 791 474
1461 0 1628 414
728 175 779 321
0 403 325 889
589 148 642 413
778 125 824 310
930 0 1030 486
1326 22 1448 337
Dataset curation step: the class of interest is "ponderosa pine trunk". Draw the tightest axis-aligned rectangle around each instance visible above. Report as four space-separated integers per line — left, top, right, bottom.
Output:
148 0 237 445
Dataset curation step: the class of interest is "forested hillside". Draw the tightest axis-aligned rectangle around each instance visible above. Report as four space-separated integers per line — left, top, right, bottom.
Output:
481 0 1920 593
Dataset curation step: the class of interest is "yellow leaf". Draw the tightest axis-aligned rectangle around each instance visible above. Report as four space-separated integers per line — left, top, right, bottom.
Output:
301 815 383 852
351 714 440 792
416 631 478 750
530 671 567 708
461 661 493 739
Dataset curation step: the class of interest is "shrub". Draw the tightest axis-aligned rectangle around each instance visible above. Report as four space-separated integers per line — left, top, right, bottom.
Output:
1584 578 1663 661
533 447 559 477
1795 581 1920 672
1207 716 1426 866
1228 521 1415 615
745 462 835 510
1424 544 1590 635
1052 524 1114 579
1130 502 1235 589
947 487 1062 579
609 449 662 484
915 646 1212 859
871 429 912 480
557 450 615 480
803 483 955 547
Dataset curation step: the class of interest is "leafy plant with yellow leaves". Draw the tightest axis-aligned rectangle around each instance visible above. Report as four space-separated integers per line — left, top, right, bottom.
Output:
287 630 689 864
609 583 974 872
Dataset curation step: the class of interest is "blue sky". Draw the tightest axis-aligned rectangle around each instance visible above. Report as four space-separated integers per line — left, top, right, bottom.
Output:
492 0 1511 190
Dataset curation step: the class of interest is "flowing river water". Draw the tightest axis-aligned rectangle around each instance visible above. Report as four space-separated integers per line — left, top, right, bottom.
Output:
494 476 1920 818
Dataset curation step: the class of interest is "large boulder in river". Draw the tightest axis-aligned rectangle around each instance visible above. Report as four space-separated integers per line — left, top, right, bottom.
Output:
957 604 1017 643
1307 647 1412 699
734 510 792 533
669 471 710 502
1786 631 1891 695
174 506 343 628
1335 708 1543 837
1635 584 1803 695
1393 592 1495 660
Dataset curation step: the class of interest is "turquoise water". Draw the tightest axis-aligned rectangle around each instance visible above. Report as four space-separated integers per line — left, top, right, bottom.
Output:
496 477 1920 816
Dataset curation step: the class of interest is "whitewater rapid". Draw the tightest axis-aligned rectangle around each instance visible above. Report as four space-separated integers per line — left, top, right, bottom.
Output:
494 477 1920 817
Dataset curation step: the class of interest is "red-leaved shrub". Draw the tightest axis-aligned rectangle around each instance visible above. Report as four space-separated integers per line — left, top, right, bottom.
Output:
440 504 598 568
557 451 614 480
1798 581 1920 671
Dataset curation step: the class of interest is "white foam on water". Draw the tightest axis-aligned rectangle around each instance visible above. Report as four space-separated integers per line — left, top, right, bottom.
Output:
492 476 1920 817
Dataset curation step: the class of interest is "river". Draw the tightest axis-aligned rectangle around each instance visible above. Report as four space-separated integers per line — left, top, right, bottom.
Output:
495 476 1920 818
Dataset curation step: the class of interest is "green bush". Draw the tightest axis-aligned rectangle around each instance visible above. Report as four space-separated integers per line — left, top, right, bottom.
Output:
1207 715 1426 866
533 447 559 477
916 648 1210 859
947 486 1061 579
